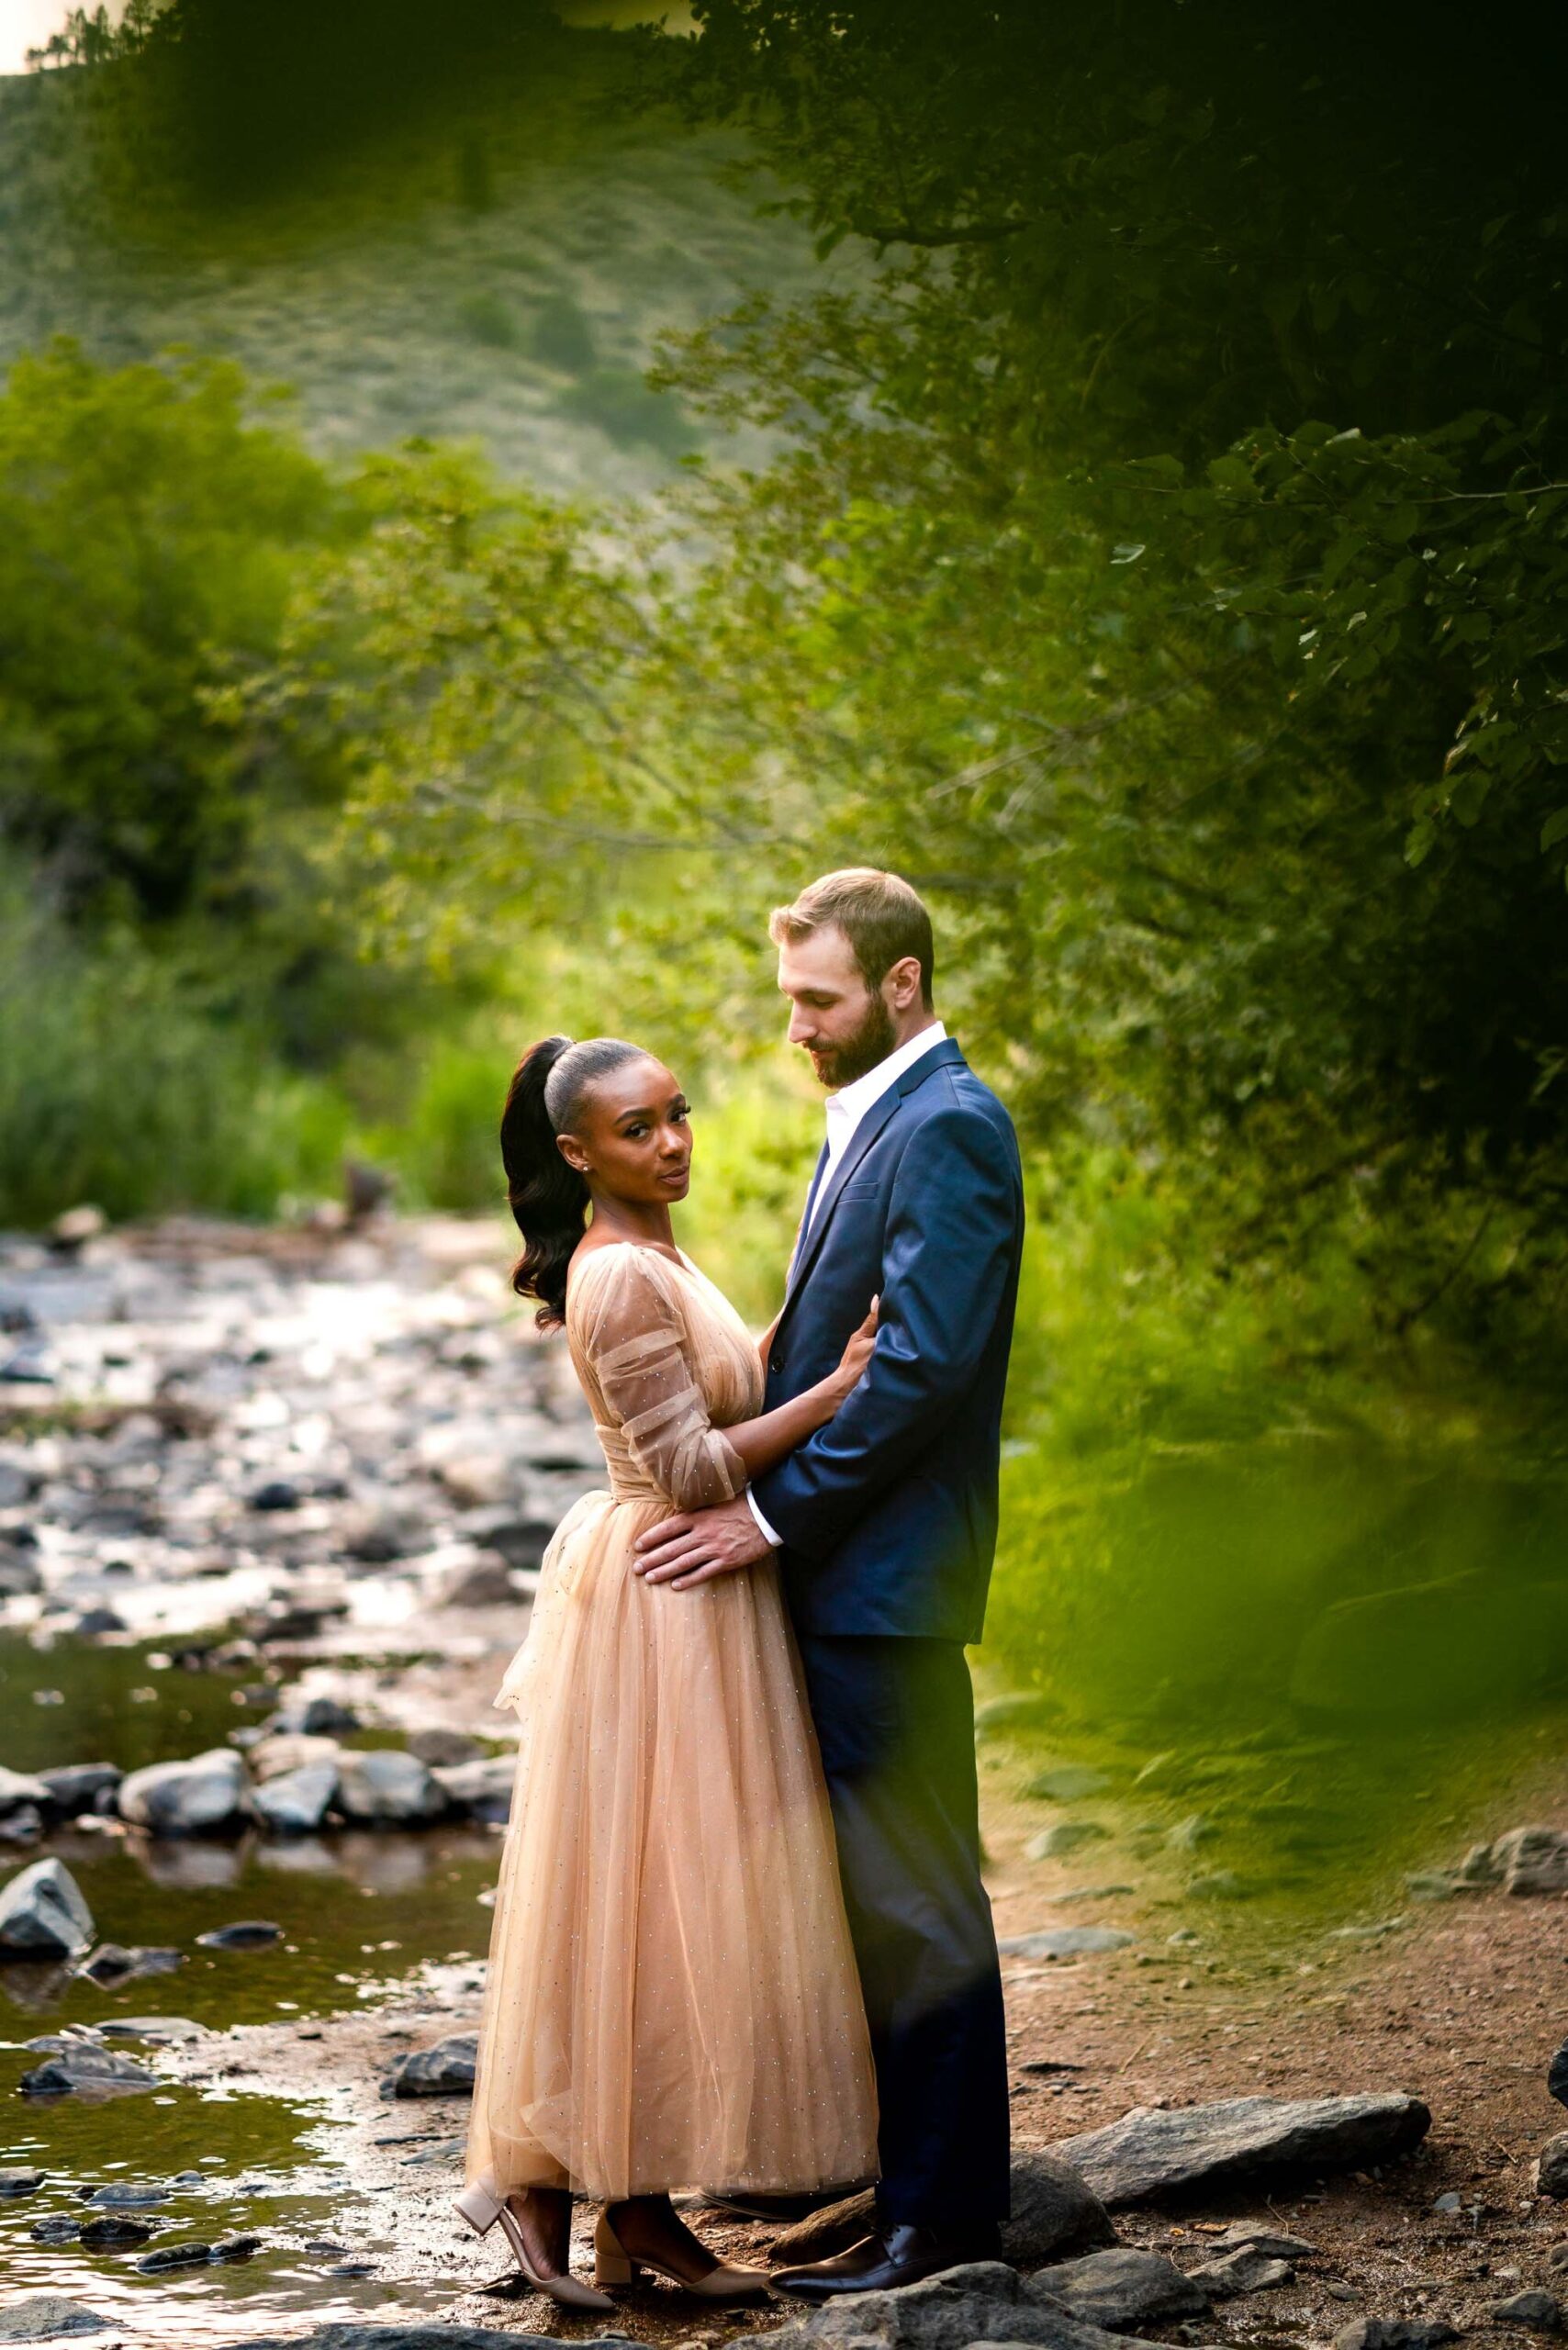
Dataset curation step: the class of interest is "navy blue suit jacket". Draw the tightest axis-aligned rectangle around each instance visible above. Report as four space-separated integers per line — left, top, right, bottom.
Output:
751 1036 1024 1644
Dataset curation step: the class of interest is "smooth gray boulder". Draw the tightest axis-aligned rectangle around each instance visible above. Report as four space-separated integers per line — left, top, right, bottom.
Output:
747 2260 1171 2350
0 1766 53 1815
37 1765 120 1817
1051 2093 1430 2205
380 2031 477 2098
1490 1828 1568 1896
335 1749 449 1825
0 2300 113 2342
431 1757 514 1823
249 1762 338 1834
1209 2221 1316 2258
0 1857 95 1954
74 1942 184 1984
1491 2294 1565 2333
248 1732 342 1785
19 2043 160 2098
117 1747 245 1834
1029 2247 1207 2328
1001 1928 1136 1960
0 2167 44 2196
1185 2247 1293 2296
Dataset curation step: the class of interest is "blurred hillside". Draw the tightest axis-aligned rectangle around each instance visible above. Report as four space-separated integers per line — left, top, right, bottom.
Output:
0 45 822 495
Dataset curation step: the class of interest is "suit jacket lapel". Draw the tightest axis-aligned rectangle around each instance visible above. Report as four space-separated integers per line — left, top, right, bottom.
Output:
781 1083 903 1313
786 1138 832 1289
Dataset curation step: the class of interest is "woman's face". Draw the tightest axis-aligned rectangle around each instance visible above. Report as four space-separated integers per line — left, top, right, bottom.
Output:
557 1055 692 1205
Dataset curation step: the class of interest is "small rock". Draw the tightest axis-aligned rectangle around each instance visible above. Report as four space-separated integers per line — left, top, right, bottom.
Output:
50 1204 106 1251
211 2233 264 2261
1405 1872 1462 1900
19 2043 160 2098
0 1857 95 1954
250 1762 338 1834
999 1927 1136 1959
1327 2282 1363 2301
1492 2293 1565 2333
1025 1766 1112 1801
1536 2140 1568 2200
380 2031 478 2099
273 1694 361 1738
1211 2223 1316 2258
1186 2248 1293 2297
37 1765 120 1817
1027 1821 1111 1860
1432 2190 1464 2212
0 2298 112 2341
431 1758 514 1824
1031 2245 1208 2328
196 1919 282 1949
1052 2093 1431 2206
0 2167 45 2196
336 1748 449 1826
0 1767 54 1816
136 2241 214 2272
1334 2322 1460 2350
408 1728 483 1767
30 2216 81 2244
86 2180 168 2207
73 1607 127 1637
117 1748 246 1835
437 1553 520 1608
250 1480 302 1512
1493 1827 1568 1897
75 1942 185 1984
79 2215 154 2247
249 1733 342 1784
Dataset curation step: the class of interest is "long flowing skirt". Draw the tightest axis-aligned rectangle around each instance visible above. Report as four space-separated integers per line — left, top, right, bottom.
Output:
463 1488 880 2201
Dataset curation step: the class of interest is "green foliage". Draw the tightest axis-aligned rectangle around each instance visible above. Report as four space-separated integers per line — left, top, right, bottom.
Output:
457 290 519 349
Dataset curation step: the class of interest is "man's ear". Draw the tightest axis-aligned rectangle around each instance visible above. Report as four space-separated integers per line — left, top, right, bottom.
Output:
885 954 924 1012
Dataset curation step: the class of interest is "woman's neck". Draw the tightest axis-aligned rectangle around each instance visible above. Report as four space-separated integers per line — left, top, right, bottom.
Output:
585 1194 677 1251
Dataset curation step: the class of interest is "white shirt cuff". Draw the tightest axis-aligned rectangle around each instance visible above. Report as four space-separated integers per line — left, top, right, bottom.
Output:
745 1489 782 1550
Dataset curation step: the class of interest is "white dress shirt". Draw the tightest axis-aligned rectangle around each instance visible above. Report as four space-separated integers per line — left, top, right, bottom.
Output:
746 1021 946 1548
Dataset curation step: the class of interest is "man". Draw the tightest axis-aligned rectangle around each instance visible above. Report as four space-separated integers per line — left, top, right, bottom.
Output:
633 867 1024 2295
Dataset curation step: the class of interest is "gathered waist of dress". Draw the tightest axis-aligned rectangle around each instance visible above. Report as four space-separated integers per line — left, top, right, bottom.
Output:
593 1423 681 1510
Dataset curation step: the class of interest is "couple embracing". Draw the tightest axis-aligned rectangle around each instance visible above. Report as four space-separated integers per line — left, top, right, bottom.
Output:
458 868 1025 2307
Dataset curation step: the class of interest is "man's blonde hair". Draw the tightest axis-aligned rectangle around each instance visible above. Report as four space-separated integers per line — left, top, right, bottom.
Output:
769 867 935 1009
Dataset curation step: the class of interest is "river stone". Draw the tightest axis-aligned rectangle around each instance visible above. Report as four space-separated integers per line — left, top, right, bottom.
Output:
117 1747 246 1834
0 2300 113 2341
437 1552 518 1607
1210 2222 1316 2258
1491 1828 1568 1896
0 1857 95 1954
1333 2324 1462 2350
336 1749 449 1825
30 2216 81 2244
0 1766 53 1815
249 1732 342 1784
751 2259 1170 2350
0 2167 44 2195
432 1757 514 1822
137 2241 215 2271
1029 2247 1207 2327
78 2215 154 2247
1536 2134 1568 2198
19 2043 160 2097
225 2332 644 2350
87 2180 168 2206
75 1941 184 1984
37 1765 120 1817
1050 2093 1430 2205
1184 2247 1294 2296
196 1919 282 1948
380 2031 478 2098
1491 2294 1566 2333
1001 1928 1136 1960
250 1762 338 1833
408 1728 483 1767
772 2149 1114 2270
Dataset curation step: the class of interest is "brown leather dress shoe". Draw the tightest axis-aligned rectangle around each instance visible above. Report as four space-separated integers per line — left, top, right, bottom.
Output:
772 2220 1004 2300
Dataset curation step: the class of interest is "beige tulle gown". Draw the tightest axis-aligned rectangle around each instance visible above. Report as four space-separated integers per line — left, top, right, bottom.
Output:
463 1240 879 2204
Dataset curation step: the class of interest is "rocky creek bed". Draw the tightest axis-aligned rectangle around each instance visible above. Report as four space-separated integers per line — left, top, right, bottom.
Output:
6 1212 1568 2344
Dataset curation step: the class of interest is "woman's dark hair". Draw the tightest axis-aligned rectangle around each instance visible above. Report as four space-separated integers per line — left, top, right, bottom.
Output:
500 1035 645 1329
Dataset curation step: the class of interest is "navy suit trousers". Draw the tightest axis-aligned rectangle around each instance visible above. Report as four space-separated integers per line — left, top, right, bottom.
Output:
794 1632 1011 2226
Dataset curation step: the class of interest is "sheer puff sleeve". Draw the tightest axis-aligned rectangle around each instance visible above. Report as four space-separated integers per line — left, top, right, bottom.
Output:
572 1246 748 1511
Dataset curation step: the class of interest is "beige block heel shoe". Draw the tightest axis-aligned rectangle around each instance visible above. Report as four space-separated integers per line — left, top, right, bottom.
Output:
455 2179 618 2312
593 2209 772 2301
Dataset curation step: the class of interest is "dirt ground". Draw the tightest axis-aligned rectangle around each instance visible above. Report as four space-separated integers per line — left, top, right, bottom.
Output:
152 1679 1568 2347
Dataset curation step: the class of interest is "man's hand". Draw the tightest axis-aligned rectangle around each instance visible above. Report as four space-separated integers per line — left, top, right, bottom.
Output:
632 1494 775 1590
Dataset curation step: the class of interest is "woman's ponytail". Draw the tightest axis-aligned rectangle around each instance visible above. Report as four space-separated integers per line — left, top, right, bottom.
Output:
500 1032 645 1329
501 1035 587 1330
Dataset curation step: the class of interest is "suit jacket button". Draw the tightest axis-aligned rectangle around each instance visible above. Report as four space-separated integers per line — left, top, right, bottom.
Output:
768 1349 785 1374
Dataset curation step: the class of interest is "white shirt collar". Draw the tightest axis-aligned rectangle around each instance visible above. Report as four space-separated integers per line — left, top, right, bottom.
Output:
823 1019 947 1149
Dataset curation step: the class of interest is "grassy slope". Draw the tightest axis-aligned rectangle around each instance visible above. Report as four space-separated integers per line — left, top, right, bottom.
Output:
0 45 828 495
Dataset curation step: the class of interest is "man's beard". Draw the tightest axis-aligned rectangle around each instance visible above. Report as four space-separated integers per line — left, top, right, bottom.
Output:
811 993 897 1091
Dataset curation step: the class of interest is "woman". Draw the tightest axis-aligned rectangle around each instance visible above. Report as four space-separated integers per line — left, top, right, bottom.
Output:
457 1034 880 2308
